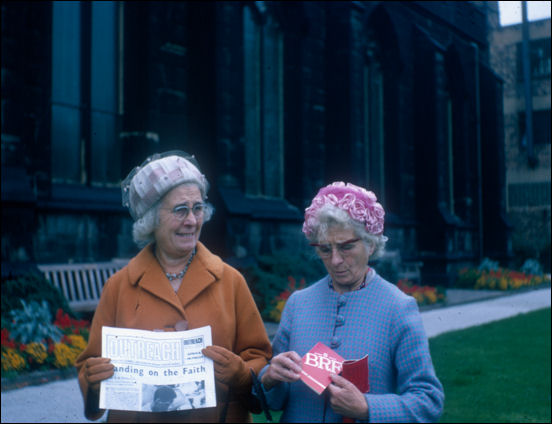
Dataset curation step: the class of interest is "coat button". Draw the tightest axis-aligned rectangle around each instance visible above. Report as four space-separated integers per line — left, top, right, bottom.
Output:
330 336 341 348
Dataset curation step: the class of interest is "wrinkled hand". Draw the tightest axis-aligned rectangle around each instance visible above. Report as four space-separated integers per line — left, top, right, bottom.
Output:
260 351 302 390
202 345 249 388
83 357 114 393
327 374 369 420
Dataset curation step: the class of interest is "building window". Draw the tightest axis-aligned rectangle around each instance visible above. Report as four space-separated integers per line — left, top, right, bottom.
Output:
363 47 385 204
51 1 121 187
243 3 284 197
517 38 551 79
518 109 552 148
508 182 551 209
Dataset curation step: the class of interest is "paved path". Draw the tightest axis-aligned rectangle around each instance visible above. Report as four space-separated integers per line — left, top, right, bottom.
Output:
2 287 550 423
422 287 550 337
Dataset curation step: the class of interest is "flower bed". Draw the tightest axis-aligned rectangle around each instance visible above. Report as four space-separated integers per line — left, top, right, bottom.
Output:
396 279 446 306
1 309 89 379
266 276 446 323
456 268 550 290
268 276 306 323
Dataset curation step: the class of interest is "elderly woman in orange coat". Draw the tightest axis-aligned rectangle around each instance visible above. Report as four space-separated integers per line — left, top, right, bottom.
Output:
75 151 272 423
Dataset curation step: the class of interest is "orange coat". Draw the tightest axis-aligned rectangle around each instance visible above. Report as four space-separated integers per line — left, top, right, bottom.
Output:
75 242 272 423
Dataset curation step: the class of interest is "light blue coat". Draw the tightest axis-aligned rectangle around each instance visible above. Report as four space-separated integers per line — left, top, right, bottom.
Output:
255 273 444 422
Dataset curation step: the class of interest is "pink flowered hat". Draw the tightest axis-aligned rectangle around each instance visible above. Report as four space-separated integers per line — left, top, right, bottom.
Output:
302 182 385 237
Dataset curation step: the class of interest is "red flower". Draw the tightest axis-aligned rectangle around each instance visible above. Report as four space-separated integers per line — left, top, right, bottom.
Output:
278 290 291 301
76 319 89 329
53 309 90 335
274 276 307 305
287 276 296 290
1 328 16 349
54 308 72 329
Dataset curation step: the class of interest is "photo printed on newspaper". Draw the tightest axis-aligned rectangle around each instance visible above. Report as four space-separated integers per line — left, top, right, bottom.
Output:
99 325 216 412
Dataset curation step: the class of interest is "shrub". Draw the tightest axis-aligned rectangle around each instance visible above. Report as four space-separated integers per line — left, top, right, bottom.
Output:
241 250 326 322
478 257 500 272
268 276 306 322
8 300 63 344
520 258 543 276
244 266 289 321
540 243 551 273
1 272 74 323
455 267 482 289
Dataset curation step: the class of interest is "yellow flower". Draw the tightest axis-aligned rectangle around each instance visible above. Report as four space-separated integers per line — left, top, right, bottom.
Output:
1 348 26 372
475 276 486 289
425 290 437 304
413 292 424 304
269 299 287 322
53 343 80 368
512 278 522 289
498 277 508 290
66 334 87 352
24 342 48 364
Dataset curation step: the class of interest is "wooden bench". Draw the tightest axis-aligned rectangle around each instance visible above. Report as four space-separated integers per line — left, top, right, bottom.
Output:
399 261 424 283
375 250 423 283
38 260 128 313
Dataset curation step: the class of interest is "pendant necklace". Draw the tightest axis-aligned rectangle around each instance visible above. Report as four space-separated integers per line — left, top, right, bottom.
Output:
165 249 196 281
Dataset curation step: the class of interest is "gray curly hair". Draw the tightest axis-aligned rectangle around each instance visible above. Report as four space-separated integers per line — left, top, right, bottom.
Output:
306 204 387 260
132 183 215 248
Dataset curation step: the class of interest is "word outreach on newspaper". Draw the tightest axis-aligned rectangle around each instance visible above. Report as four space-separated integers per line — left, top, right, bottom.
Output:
99 325 216 413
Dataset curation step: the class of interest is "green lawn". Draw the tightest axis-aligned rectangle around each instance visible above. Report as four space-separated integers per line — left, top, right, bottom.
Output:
431 307 551 423
253 308 551 423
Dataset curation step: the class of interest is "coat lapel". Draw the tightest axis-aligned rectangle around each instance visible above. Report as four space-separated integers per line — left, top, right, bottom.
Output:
177 242 223 307
127 242 223 314
128 244 186 316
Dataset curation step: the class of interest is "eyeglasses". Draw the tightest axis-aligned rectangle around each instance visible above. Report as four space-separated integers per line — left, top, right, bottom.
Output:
310 238 360 258
165 203 206 220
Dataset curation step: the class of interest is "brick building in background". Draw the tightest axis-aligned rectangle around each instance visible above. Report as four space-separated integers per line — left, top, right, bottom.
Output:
2 1 511 285
489 15 551 271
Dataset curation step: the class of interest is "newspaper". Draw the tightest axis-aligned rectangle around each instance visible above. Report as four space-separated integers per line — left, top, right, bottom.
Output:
99 325 216 412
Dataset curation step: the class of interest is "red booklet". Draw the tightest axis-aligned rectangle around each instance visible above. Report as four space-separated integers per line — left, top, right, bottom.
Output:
341 354 370 423
341 354 369 393
300 342 345 394
300 343 370 422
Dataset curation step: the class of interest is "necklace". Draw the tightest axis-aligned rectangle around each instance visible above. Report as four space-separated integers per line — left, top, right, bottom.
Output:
165 249 196 281
328 267 373 292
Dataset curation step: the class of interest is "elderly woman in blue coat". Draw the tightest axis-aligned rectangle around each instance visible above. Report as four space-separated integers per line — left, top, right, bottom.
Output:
255 182 444 422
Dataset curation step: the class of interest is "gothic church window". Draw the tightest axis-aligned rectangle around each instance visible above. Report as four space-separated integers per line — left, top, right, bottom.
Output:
243 2 284 197
51 1 121 186
363 41 385 205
